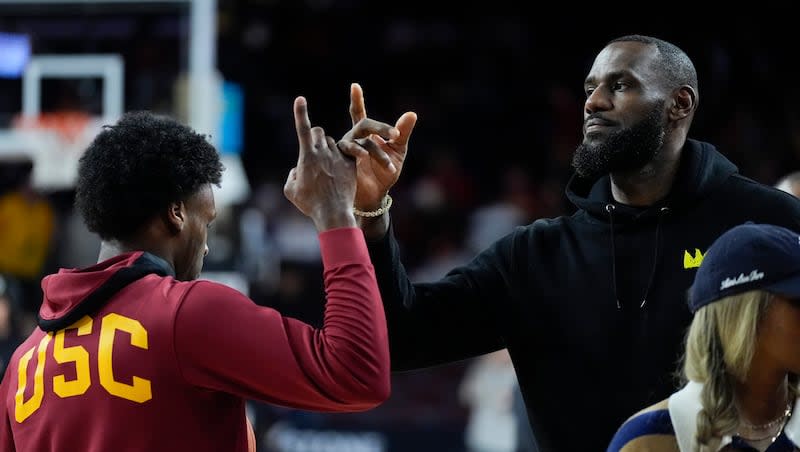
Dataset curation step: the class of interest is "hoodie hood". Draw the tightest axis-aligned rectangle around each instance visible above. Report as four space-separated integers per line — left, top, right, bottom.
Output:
38 251 175 332
564 139 739 309
565 138 739 221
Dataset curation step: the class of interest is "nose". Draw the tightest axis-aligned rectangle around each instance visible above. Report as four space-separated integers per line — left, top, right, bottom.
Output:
585 86 612 115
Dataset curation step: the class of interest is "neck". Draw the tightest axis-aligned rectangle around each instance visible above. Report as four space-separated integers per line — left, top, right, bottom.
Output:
97 239 173 270
735 368 790 427
609 140 683 207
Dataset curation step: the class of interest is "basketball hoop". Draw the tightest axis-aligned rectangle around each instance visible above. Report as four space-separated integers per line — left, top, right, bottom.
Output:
1 112 104 190
12 111 92 145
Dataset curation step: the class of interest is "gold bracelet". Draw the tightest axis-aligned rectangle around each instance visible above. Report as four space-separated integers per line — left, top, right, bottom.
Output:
353 195 392 218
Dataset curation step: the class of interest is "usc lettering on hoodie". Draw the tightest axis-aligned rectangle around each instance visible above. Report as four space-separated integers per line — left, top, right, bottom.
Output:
0 228 389 452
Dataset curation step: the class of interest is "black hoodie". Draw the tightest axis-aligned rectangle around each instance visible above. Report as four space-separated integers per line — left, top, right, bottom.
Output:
367 139 800 452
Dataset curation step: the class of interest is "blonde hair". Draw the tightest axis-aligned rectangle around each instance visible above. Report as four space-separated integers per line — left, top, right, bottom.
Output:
681 290 770 451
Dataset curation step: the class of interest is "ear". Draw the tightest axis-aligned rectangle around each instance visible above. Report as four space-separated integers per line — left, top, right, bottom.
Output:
669 85 697 121
163 201 186 234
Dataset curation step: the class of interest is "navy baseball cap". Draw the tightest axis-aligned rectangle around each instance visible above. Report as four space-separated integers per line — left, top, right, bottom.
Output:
688 223 800 313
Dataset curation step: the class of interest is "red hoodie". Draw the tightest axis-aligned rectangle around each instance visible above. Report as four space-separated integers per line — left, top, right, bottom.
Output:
0 227 389 452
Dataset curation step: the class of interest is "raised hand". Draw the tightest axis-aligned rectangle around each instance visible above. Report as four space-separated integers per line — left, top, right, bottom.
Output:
284 96 357 232
337 83 417 212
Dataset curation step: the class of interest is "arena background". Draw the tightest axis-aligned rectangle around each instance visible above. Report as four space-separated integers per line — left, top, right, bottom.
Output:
0 3 796 451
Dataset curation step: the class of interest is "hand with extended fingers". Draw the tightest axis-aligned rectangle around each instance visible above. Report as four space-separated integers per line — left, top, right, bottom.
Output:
337 83 418 212
283 96 358 232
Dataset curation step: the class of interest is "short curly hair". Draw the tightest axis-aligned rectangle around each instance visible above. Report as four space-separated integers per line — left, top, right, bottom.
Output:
75 111 224 241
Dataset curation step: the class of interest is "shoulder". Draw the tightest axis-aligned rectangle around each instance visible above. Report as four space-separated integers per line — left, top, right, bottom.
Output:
486 218 570 255
607 399 679 452
172 279 257 330
725 174 800 206
163 279 252 318
722 175 800 228
180 279 248 303
520 215 574 239
628 398 670 421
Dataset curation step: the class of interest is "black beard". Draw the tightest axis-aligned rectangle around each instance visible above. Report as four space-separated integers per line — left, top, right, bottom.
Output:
571 101 666 179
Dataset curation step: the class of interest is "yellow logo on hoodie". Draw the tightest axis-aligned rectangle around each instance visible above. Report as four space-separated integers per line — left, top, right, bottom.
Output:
683 249 705 269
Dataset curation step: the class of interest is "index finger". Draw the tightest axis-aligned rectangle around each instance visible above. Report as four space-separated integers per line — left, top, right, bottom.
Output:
349 82 366 126
294 96 312 151
342 118 399 142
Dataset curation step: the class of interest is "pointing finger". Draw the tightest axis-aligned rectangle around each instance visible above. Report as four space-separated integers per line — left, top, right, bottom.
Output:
349 83 366 126
294 96 312 153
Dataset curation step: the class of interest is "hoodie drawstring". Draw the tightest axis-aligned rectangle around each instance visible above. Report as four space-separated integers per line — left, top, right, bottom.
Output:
606 204 620 309
607 205 670 310
640 207 670 308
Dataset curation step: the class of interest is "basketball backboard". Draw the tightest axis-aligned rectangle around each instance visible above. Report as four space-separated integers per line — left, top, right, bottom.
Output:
0 0 249 207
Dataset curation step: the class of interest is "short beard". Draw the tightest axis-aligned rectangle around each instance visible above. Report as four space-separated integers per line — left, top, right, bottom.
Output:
571 101 666 179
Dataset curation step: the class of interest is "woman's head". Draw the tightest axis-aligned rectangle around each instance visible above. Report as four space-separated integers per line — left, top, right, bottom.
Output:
683 290 769 384
682 223 800 450
684 222 800 380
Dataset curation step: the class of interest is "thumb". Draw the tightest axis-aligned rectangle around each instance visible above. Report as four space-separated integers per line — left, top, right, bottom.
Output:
393 111 418 146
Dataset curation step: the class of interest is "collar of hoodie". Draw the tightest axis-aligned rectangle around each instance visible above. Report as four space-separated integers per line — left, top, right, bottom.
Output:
605 203 671 310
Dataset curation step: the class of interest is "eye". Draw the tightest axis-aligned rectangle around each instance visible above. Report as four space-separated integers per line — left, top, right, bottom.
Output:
584 86 595 97
612 81 628 91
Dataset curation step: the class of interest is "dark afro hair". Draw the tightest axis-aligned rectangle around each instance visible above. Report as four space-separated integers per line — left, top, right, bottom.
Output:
75 111 224 241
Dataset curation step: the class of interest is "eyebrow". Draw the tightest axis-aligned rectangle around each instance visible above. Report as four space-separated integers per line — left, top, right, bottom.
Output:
584 70 632 86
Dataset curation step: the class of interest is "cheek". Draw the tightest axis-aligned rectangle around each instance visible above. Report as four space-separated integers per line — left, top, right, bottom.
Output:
761 307 800 364
775 308 800 336
197 227 209 257
184 223 206 261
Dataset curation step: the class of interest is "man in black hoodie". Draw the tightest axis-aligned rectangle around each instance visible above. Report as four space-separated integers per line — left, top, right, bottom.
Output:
336 34 800 451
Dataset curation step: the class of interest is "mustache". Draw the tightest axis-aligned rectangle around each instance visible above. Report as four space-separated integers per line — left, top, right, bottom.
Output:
584 114 618 127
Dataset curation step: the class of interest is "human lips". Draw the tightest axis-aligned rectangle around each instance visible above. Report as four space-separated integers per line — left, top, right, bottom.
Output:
584 117 617 135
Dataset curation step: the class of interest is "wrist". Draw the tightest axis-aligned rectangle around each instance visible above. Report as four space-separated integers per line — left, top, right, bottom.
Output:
313 210 357 232
358 213 390 241
353 194 392 218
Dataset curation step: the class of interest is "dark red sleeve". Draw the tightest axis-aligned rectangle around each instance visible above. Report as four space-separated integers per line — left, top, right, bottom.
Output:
173 227 390 412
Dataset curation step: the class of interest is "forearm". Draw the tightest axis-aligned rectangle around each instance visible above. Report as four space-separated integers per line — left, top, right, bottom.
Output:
176 229 390 412
358 212 390 241
287 227 390 408
366 225 505 370
313 227 391 405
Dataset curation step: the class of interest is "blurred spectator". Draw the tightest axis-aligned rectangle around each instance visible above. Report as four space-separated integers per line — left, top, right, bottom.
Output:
409 207 472 283
511 385 538 452
775 170 800 198
54 205 101 270
0 157 56 315
0 275 24 379
459 350 519 452
466 166 537 254
237 182 283 301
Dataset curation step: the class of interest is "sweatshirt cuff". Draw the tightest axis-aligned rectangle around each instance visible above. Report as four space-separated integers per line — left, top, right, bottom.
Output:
318 227 370 268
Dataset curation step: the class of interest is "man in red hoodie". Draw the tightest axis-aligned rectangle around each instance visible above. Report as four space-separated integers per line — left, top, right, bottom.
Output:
0 97 397 452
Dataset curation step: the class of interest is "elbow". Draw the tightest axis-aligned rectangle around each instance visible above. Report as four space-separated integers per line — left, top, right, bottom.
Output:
368 354 392 405
344 368 391 410
355 370 392 409
369 375 392 406
348 340 391 408
355 382 391 411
